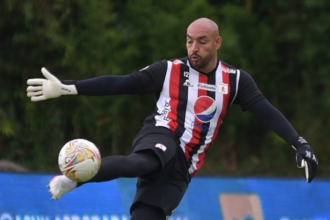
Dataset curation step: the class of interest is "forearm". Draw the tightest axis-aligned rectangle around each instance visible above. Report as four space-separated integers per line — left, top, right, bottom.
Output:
247 99 299 145
62 73 146 96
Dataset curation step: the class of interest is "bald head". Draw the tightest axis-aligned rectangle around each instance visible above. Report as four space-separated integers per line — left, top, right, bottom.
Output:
186 18 222 73
187 18 219 39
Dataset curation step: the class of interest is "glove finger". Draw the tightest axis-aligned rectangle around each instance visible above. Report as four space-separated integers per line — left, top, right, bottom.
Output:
304 160 309 182
305 160 317 183
27 91 43 97
41 68 60 82
31 95 46 102
296 154 305 168
27 79 45 85
27 86 43 92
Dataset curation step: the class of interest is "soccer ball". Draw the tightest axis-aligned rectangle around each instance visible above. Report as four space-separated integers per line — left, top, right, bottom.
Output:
58 139 101 182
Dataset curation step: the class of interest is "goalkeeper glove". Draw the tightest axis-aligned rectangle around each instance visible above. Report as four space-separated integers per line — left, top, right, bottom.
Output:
27 67 77 102
292 137 318 183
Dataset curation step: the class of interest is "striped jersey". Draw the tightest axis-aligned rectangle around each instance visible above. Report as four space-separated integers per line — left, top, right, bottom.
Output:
137 57 264 176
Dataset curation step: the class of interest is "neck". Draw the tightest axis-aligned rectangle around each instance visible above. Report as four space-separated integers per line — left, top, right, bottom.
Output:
203 58 218 73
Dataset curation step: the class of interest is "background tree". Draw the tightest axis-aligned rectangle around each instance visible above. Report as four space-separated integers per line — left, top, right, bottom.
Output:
0 0 329 178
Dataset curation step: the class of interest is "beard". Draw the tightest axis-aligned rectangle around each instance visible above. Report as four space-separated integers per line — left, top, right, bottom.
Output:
188 52 213 72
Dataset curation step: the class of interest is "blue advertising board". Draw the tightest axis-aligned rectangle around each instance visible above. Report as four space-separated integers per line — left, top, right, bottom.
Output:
0 172 329 219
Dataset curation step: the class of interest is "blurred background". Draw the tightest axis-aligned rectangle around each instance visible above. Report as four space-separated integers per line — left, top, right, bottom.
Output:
0 0 329 179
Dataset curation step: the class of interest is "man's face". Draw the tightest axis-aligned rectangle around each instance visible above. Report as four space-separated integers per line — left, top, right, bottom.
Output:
186 24 221 73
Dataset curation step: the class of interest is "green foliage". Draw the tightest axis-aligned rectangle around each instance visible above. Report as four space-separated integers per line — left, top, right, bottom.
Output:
0 0 329 178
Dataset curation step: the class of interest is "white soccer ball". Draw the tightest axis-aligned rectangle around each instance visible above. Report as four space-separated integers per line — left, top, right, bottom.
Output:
58 139 101 182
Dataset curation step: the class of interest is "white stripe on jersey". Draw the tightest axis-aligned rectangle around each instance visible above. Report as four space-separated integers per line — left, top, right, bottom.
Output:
180 66 199 149
188 143 209 174
205 63 225 143
230 69 240 105
155 61 173 128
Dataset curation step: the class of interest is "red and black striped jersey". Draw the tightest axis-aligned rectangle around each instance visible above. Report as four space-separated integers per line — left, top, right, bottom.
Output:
137 57 264 176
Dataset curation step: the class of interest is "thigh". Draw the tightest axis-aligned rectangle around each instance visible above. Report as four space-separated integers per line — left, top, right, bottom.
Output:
130 202 166 220
131 181 187 217
130 146 190 216
132 126 179 168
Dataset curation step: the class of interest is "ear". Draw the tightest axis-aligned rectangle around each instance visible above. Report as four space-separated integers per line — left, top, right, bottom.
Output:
215 36 222 50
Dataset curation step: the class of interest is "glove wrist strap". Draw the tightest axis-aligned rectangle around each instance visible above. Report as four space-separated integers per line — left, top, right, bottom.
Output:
292 136 309 151
61 84 78 95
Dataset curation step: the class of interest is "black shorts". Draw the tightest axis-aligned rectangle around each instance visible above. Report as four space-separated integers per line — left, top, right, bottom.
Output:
130 126 190 216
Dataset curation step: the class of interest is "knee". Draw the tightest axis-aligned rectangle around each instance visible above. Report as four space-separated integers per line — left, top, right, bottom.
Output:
128 151 161 173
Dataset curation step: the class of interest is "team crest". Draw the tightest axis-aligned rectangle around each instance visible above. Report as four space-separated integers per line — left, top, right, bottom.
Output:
218 83 228 94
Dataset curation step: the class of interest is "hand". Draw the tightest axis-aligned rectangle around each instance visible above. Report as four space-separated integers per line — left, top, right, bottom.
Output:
27 68 77 102
295 144 318 183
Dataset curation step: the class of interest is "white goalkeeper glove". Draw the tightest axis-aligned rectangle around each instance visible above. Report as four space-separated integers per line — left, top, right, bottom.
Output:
27 67 77 102
292 137 318 183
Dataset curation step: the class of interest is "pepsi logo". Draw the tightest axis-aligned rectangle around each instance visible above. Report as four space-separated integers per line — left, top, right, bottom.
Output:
193 96 217 123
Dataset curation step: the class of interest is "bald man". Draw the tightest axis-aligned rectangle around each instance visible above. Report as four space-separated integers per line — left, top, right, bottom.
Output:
27 18 317 219
187 18 222 72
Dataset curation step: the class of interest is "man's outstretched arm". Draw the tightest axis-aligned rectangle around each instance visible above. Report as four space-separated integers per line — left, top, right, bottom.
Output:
247 99 318 183
27 67 150 101
27 61 167 101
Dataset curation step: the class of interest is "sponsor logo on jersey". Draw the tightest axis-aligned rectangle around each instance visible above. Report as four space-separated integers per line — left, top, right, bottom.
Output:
198 83 216 92
222 67 236 74
193 96 217 123
159 100 171 121
184 71 189 77
183 79 194 87
191 121 211 132
218 83 228 94
155 143 167 152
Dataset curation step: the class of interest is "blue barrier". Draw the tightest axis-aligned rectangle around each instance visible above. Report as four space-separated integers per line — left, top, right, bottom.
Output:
0 172 329 219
